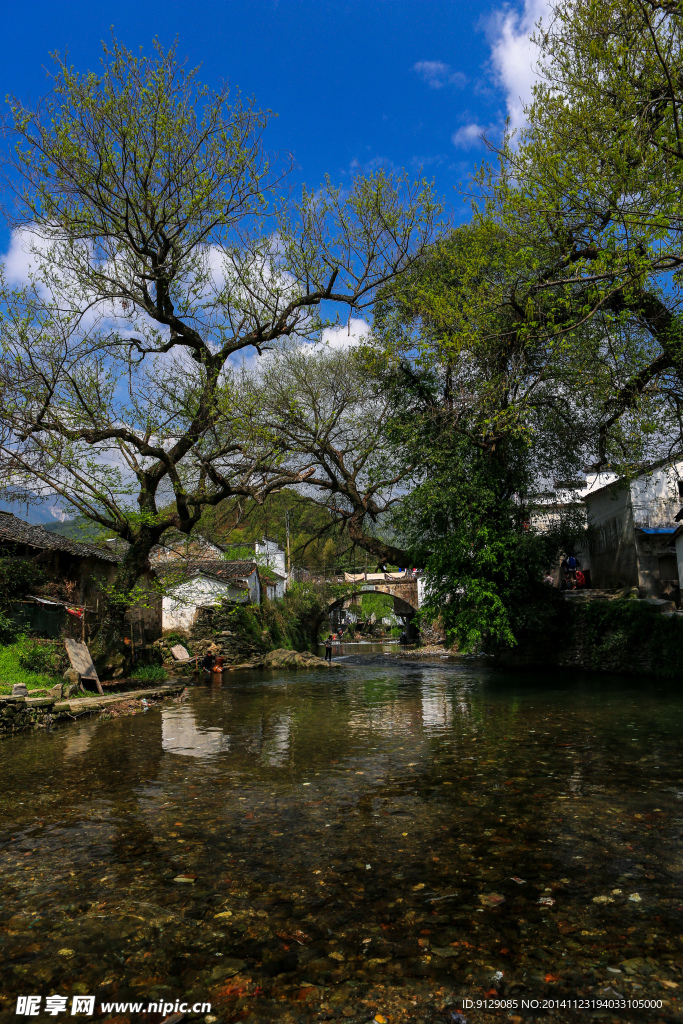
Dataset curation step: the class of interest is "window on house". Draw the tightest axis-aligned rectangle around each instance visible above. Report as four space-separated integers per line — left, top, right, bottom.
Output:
678 480 683 500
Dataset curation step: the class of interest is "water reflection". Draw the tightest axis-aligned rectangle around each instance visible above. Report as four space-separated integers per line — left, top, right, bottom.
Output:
0 662 681 1023
260 714 292 766
421 680 453 731
161 704 230 758
61 722 96 760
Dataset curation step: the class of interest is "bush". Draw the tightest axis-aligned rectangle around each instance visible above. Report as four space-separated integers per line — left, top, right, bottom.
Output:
131 663 167 683
15 634 61 674
162 631 192 651
0 640 62 692
196 583 329 657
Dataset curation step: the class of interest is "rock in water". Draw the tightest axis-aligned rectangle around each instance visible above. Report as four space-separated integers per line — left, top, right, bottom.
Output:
261 649 339 670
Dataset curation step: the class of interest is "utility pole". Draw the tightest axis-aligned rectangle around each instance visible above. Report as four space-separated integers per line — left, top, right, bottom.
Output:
285 510 291 580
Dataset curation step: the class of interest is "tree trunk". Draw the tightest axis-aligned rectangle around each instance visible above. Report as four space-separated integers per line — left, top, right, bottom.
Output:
91 531 158 678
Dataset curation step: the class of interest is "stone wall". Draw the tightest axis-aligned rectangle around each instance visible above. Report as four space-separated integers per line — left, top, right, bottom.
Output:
0 684 184 734
0 694 92 733
495 594 683 677
185 604 267 664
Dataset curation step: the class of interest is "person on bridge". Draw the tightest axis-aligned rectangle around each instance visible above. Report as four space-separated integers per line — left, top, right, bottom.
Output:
324 635 333 661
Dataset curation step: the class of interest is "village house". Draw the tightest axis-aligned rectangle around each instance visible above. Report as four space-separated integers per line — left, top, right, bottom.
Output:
255 537 286 574
0 511 162 637
583 460 683 599
254 538 287 597
157 560 262 631
259 566 286 601
155 537 289 630
0 511 120 600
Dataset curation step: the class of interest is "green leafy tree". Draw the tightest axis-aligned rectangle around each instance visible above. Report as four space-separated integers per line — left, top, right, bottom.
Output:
478 0 683 470
0 38 439 660
371 225 589 650
367 0 683 647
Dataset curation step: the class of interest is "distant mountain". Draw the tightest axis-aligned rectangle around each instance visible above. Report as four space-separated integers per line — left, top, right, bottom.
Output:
41 517 112 543
0 496 68 526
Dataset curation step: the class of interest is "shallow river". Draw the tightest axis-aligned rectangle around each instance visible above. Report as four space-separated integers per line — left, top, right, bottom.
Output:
1 652 682 1024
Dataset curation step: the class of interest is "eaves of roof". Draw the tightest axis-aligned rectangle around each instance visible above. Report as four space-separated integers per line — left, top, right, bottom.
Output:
156 559 256 585
0 512 119 563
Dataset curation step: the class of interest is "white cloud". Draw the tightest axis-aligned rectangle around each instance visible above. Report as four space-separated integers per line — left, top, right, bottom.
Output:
413 61 467 90
452 123 488 148
488 0 549 132
320 317 370 350
2 226 50 288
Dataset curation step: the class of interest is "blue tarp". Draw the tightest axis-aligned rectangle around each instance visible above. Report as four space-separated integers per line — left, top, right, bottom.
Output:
638 527 676 534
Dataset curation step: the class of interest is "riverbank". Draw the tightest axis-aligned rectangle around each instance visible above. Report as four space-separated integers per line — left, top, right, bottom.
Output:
0 682 185 735
495 591 683 678
168 648 340 675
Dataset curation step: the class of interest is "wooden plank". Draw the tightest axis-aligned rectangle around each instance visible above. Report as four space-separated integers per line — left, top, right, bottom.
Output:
64 639 104 695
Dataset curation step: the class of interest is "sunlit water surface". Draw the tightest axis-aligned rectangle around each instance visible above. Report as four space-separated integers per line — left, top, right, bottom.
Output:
0 653 682 1023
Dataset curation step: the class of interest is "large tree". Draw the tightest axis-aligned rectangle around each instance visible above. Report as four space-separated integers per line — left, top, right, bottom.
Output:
235 341 415 566
364 0 683 649
478 0 683 471
0 39 439 656
369 224 588 650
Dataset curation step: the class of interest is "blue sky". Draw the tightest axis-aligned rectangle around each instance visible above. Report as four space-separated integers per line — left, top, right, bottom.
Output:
0 0 545 243
0 0 548 522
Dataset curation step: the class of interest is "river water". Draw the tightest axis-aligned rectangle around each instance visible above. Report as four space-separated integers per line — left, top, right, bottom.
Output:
0 651 682 1024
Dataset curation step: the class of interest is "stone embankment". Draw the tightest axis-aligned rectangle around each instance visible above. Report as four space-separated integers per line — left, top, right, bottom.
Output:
496 589 683 677
0 683 185 735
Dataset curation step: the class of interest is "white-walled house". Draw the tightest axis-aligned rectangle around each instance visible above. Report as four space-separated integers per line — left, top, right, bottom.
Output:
584 460 683 596
159 560 261 632
254 538 288 597
259 567 286 601
255 538 287 575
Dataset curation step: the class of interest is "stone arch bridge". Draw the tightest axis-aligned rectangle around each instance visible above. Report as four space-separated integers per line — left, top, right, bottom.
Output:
325 575 420 618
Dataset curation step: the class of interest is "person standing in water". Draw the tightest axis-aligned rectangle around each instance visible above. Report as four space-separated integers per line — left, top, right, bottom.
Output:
324 635 333 661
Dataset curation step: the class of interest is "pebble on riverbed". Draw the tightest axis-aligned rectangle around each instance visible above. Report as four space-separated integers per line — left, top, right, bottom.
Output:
0 663 681 1023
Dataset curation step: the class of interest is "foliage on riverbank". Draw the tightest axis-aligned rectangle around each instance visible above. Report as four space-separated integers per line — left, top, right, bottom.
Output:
497 595 683 678
0 638 63 693
130 663 168 683
190 583 329 660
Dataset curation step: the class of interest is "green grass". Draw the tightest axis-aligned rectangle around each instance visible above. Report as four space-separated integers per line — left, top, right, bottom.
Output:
130 663 168 683
0 642 61 695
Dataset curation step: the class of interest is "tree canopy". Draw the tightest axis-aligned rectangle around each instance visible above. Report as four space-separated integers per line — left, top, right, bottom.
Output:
477 0 683 471
364 0 683 650
0 38 439 651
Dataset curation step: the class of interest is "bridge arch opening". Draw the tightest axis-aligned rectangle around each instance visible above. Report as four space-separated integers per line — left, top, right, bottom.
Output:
324 586 419 641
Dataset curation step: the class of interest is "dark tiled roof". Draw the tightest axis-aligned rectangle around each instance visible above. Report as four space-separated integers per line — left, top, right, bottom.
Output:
155 559 257 585
0 512 119 563
258 567 286 584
